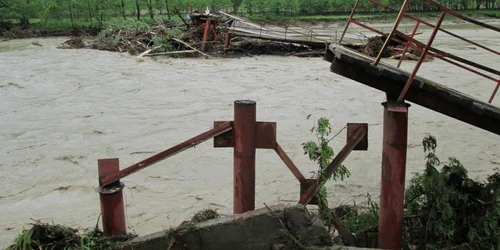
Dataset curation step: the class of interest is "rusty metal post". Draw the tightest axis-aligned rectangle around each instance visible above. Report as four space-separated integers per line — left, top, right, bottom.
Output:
97 158 126 237
201 18 211 52
379 100 410 249
233 100 256 214
224 32 231 53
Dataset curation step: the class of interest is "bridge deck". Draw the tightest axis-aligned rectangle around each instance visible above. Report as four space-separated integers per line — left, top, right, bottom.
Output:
325 44 500 135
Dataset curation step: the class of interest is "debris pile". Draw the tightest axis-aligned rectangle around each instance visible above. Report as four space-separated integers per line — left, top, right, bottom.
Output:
359 35 434 62
7 221 136 250
59 11 326 58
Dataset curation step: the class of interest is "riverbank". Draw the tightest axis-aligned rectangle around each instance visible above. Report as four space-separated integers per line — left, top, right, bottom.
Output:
2 9 498 40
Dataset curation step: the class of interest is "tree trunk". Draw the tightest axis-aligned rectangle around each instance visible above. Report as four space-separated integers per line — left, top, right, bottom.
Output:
135 0 140 20
20 0 30 27
165 0 171 20
146 0 154 19
68 0 75 28
121 0 126 19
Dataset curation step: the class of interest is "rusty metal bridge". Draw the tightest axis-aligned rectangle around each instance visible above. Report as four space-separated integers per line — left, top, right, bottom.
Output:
94 1 498 249
324 0 499 248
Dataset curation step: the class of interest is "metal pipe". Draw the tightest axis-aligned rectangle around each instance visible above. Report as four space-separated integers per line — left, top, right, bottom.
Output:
367 0 500 56
224 32 231 53
398 11 446 102
396 29 500 76
378 101 410 249
274 143 305 182
372 0 411 66
489 80 500 103
98 158 126 237
339 0 361 44
233 100 256 214
397 21 420 68
201 18 211 52
99 122 232 187
423 0 500 32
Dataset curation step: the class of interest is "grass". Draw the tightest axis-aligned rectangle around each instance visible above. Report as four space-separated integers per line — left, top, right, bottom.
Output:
246 9 500 22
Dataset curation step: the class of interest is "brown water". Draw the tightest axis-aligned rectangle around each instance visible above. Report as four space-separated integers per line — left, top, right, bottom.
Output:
0 24 499 247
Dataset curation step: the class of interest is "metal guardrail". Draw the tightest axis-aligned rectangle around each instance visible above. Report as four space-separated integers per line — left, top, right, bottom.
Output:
338 0 500 104
96 100 368 238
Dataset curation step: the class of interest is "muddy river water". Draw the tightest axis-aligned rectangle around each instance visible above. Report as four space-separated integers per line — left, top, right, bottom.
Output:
0 21 499 247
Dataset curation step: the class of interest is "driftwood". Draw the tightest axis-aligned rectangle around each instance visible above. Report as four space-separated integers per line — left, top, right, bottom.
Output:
290 51 324 57
172 38 213 58
144 50 197 57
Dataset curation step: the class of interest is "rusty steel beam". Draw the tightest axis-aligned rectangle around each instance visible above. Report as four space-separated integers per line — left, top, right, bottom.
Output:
398 11 446 102
351 17 500 78
274 143 306 182
201 18 211 52
367 0 500 56
394 30 500 77
224 32 231 53
341 21 499 87
490 80 500 103
298 124 367 205
424 0 500 32
97 158 126 237
397 21 420 68
339 0 361 43
372 0 410 66
379 101 410 249
233 100 257 214
326 46 500 135
99 122 232 187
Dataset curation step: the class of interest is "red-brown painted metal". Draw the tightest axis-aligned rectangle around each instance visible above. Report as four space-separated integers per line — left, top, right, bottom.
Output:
490 80 500 103
367 0 500 56
397 11 446 102
397 21 420 68
100 122 232 187
201 18 211 52
378 101 410 249
274 143 306 182
98 158 126 237
233 100 257 214
431 53 498 82
372 0 410 66
299 124 367 205
339 0 361 43
394 29 500 76
424 0 500 32
214 121 276 149
224 32 231 53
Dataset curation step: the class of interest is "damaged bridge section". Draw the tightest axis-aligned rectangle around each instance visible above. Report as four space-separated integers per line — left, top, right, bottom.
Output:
325 44 500 135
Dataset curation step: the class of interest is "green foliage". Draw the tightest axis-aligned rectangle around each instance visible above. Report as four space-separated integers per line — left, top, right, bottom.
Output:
341 194 379 234
303 117 351 229
336 134 500 250
8 221 136 250
403 134 500 249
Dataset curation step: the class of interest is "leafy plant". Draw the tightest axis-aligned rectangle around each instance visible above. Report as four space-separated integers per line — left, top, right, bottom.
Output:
303 117 351 228
403 134 500 250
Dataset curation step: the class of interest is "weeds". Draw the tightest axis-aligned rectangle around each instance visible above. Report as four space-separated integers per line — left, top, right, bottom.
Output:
334 134 500 249
7 221 136 250
302 117 350 230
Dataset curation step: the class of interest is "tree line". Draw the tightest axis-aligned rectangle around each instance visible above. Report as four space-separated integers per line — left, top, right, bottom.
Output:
0 0 497 29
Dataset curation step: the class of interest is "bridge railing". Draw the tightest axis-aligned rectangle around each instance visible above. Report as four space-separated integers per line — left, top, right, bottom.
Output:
338 0 500 104
96 100 368 237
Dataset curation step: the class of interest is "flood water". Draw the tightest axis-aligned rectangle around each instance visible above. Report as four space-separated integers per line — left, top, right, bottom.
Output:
0 22 499 247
